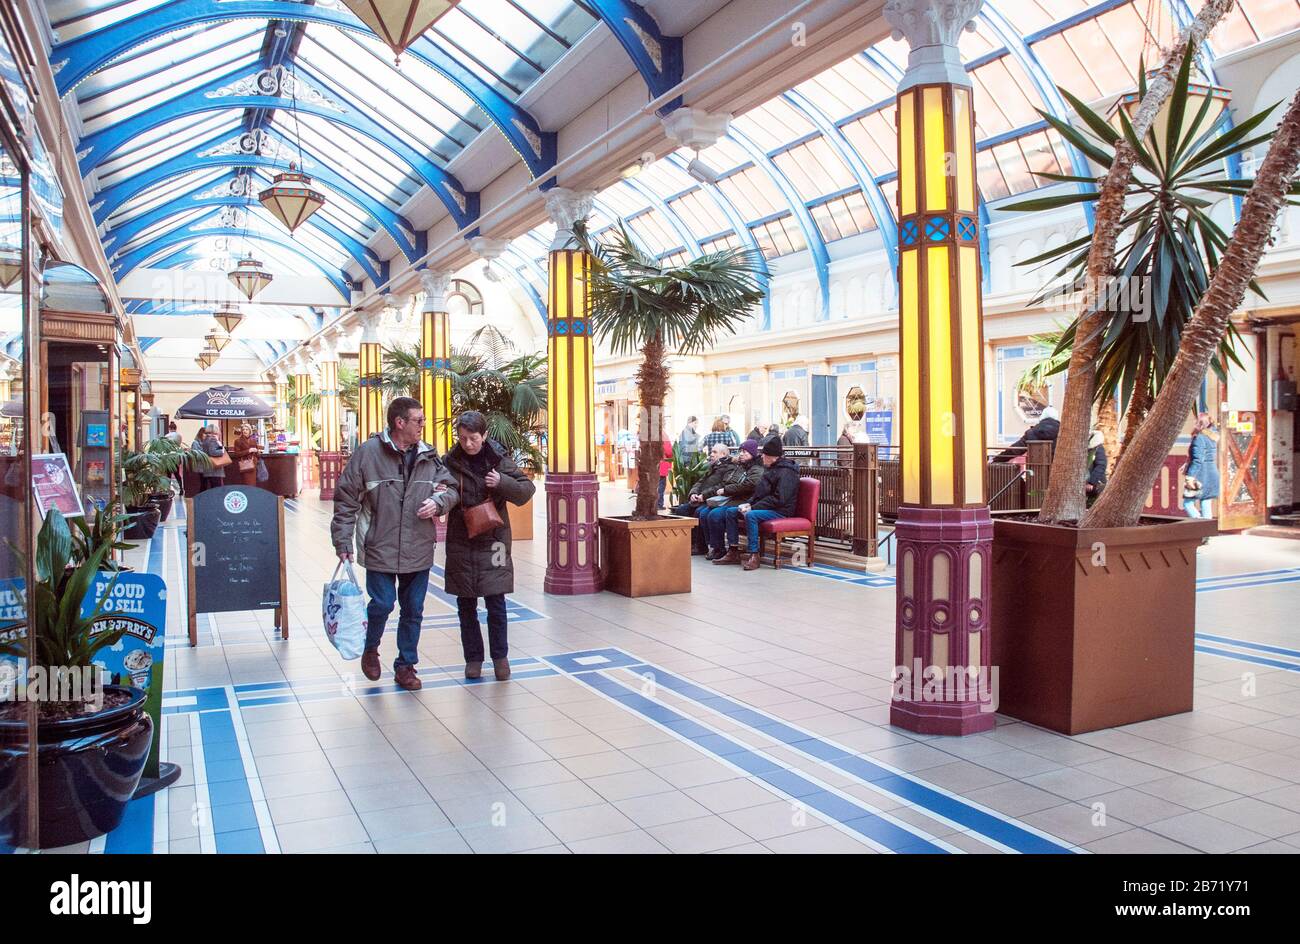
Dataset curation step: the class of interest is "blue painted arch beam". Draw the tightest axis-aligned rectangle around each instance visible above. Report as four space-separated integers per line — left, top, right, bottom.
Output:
75 65 478 230
91 133 424 260
587 0 684 115
51 0 556 180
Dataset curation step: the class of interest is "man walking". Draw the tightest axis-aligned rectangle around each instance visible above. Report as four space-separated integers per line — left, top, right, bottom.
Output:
331 397 458 690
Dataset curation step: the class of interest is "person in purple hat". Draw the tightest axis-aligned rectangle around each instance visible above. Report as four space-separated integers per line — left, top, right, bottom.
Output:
704 438 764 562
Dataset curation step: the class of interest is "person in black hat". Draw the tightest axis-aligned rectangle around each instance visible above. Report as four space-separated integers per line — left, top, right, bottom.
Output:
734 438 801 571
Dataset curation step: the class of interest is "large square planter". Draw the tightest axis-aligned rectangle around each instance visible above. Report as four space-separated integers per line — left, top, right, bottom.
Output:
599 515 696 597
991 514 1216 735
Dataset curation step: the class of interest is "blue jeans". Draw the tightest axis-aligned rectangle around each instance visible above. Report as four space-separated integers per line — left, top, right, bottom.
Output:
671 502 707 550
1183 498 1213 518
744 509 784 551
705 506 742 550
365 569 430 669
458 594 508 662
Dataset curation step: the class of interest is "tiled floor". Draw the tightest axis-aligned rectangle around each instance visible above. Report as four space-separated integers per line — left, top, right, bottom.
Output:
47 486 1300 854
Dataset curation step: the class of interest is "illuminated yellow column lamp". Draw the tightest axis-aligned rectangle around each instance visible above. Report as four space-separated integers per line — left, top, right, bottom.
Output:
887 0 994 735
317 333 343 500
543 187 602 595
417 269 453 453
357 308 385 445
273 368 291 438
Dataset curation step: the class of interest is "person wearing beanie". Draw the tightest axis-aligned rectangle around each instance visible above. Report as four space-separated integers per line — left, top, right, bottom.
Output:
712 437 800 569
669 443 734 554
993 402 1061 462
704 438 764 561
1086 429 1108 506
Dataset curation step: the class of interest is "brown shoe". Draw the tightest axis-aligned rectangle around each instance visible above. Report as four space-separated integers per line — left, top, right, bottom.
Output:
464 660 482 680
493 658 511 681
742 553 760 571
712 548 742 565
394 665 422 690
361 648 381 682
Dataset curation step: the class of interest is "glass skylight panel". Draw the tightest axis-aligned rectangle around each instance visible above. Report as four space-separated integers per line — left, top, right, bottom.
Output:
795 57 894 120
749 215 807 259
811 190 877 242
628 209 680 255
840 106 896 177
700 233 742 255
718 166 787 221
1209 0 1300 52
459 0 567 68
429 6 540 96
107 169 224 223
96 113 237 180
47 0 174 42
267 114 417 208
731 99 814 153
115 209 210 255
957 19 1001 59
994 0 1092 34
637 161 695 197
597 183 648 219
772 136 856 203
667 190 732 238
970 56 1043 137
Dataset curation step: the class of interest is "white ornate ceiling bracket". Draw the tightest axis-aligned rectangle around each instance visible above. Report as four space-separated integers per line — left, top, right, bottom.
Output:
883 0 981 89
544 188 596 250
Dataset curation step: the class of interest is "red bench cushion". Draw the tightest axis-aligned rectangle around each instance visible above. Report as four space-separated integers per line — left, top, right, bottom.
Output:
759 517 813 534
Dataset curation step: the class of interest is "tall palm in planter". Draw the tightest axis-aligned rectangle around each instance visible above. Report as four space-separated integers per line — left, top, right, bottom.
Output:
989 5 1300 734
573 220 765 596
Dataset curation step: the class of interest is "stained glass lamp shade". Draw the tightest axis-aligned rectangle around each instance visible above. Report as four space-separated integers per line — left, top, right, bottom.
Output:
258 164 326 233
205 328 231 353
214 302 245 334
342 1 459 60
0 244 20 289
228 255 273 301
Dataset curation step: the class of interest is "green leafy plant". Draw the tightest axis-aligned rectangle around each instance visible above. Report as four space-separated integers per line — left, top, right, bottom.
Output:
669 444 710 505
573 219 766 519
0 509 127 678
1006 42 1285 453
121 438 209 506
70 501 136 572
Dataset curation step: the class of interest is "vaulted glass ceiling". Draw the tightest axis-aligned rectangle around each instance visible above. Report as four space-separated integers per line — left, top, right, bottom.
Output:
45 0 1300 350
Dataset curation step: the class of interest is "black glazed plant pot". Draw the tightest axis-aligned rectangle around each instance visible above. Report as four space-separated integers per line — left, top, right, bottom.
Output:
124 504 160 540
0 685 153 848
149 492 174 522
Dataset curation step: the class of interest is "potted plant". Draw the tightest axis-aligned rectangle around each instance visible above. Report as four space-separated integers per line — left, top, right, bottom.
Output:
121 439 208 537
669 443 710 506
573 220 765 596
988 18 1300 734
0 508 153 848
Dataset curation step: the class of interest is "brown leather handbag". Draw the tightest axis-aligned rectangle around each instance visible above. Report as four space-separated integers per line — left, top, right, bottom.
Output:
457 472 503 539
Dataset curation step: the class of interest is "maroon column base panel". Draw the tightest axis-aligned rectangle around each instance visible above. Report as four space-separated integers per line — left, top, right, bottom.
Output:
318 451 342 501
891 504 996 737
544 473 603 595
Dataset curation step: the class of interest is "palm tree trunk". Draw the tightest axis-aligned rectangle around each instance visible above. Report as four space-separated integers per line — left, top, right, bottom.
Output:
1116 344 1155 465
1084 88 1300 528
1037 0 1236 523
1097 395 1120 474
634 333 668 520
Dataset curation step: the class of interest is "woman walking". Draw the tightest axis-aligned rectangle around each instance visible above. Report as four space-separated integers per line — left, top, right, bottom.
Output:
442 411 535 681
1183 412 1220 519
228 422 260 487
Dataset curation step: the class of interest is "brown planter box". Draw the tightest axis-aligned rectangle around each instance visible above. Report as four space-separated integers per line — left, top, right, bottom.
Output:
507 496 534 541
991 514 1216 735
599 515 696 597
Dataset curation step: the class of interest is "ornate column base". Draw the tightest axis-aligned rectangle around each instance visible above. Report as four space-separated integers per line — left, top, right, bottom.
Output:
544 473 602 595
889 505 996 736
318 451 342 501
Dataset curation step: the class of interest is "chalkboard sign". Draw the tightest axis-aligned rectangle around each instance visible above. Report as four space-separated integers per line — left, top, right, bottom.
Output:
186 485 288 646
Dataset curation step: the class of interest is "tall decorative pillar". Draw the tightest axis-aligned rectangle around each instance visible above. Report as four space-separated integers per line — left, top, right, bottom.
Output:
888 0 994 735
273 369 290 434
418 270 453 453
357 309 384 444
317 334 342 500
543 187 602 595
292 355 316 488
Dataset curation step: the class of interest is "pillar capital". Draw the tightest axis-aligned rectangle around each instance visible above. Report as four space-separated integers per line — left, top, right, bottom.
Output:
545 188 595 248
884 0 980 88
419 269 451 311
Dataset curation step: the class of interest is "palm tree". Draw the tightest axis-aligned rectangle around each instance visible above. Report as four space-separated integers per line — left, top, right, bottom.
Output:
1086 88 1300 527
1018 330 1118 472
573 220 765 520
1006 41 1279 468
437 325 547 471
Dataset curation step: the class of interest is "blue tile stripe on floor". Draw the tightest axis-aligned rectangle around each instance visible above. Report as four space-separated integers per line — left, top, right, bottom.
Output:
542 648 1075 854
1196 632 1300 661
1195 645 1300 673
567 667 951 853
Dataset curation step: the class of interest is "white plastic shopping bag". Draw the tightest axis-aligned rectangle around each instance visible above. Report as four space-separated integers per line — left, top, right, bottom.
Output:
322 560 367 661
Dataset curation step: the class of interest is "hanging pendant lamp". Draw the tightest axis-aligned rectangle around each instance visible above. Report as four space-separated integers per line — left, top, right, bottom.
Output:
205 328 231 353
199 347 219 369
342 1 458 61
214 301 245 334
228 254 273 301
0 244 20 289
258 162 326 233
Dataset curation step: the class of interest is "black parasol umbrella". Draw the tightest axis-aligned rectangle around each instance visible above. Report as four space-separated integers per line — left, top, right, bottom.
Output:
175 384 274 420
